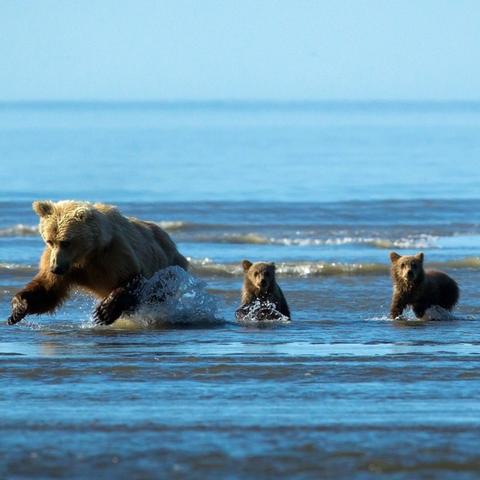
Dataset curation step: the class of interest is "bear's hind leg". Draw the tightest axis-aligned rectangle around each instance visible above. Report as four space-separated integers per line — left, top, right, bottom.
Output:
93 275 143 325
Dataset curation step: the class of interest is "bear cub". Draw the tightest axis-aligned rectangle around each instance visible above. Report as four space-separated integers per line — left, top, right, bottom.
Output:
236 260 291 320
389 251 459 319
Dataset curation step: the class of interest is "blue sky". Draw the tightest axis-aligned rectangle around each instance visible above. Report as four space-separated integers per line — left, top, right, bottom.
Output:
1 0 478 101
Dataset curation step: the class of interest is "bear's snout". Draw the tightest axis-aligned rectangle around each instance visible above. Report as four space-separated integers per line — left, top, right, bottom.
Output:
50 265 68 275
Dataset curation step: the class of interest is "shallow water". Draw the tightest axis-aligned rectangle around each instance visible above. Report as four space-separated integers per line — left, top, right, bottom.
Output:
1 102 480 479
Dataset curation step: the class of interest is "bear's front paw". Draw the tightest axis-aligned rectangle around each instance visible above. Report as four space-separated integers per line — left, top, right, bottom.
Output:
7 295 28 325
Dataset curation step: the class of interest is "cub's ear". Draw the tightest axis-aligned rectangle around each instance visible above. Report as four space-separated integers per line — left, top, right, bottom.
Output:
242 260 252 272
390 252 401 263
32 200 54 217
416 252 424 262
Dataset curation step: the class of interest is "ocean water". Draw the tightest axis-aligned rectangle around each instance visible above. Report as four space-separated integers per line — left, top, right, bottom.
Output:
1 102 480 479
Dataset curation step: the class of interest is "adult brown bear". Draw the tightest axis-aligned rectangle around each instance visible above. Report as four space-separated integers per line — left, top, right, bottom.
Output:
7 200 188 326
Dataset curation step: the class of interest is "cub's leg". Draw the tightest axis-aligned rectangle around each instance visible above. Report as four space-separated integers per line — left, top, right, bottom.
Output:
390 292 407 319
412 302 429 319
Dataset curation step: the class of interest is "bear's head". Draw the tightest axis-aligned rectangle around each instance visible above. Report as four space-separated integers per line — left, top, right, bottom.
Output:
242 259 276 294
390 251 425 286
33 200 113 275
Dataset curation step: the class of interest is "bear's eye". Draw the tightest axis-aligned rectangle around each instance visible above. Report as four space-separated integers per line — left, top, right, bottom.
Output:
254 272 259 277
46 240 53 247
59 240 71 248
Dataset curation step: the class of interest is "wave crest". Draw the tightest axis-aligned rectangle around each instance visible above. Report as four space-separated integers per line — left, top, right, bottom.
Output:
2 256 480 281
0 224 38 237
190 257 480 277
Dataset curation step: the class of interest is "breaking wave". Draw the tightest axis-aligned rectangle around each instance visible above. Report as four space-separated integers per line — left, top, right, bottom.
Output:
2 256 480 282
178 232 440 248
0 222 453 251
0 263 37 279
197 233 271 245
0 221 194 237
0 224 38 237
273 234 438 249
155 220 190 231
190 259 389 277
190 257 480 277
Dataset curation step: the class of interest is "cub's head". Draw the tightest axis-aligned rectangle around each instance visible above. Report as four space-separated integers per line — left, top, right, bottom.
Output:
390 251 424 285
33 200 109 275
242 259 276 294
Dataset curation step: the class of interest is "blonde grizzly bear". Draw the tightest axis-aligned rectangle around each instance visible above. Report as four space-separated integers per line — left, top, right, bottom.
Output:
389 251 459 319
7 200 188 326
236 260 290 320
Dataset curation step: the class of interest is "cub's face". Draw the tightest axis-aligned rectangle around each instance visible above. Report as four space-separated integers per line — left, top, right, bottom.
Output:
242 260 276 293
34 201 95 275
390 251 424 284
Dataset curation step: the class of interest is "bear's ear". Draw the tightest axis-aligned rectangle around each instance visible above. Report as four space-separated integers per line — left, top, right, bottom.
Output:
390 252 401 263
242 260 252 272
32 201 54 217
268 262 276 271
416 252 424 262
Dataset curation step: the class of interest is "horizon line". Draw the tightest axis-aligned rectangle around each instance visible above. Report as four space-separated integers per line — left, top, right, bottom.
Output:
1 98 480 105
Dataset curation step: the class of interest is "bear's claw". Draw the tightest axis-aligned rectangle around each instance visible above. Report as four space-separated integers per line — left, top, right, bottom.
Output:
7 296 28 325
93 289 128 325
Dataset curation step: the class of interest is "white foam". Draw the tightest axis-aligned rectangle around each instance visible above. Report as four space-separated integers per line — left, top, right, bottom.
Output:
155 221 188 231
236 299 290 326
369 305 471 323
0 224 38 237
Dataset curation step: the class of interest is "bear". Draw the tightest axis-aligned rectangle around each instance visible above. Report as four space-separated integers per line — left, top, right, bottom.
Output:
389 251 459 319
7 200 188 326
235 260 291 320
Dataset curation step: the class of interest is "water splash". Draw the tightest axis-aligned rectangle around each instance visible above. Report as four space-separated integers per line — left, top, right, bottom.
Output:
235 299 290 326
369 306 474 323
115 266 221 328
421 305 466 321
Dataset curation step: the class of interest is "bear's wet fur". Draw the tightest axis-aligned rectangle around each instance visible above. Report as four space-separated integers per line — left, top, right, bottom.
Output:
389 251 459 319
236 260 291 320
7 200 188 326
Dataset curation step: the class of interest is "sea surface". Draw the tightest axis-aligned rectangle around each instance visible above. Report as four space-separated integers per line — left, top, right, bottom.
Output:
1 102 480 479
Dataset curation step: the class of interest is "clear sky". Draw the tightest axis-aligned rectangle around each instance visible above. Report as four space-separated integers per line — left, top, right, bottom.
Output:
1 0 479 101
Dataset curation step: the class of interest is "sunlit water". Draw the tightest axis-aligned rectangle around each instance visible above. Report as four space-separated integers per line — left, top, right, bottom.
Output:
1 102 480 479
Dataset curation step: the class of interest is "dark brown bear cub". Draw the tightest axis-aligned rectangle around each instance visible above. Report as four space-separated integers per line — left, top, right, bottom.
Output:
236 260 291 320
389 251 459 319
